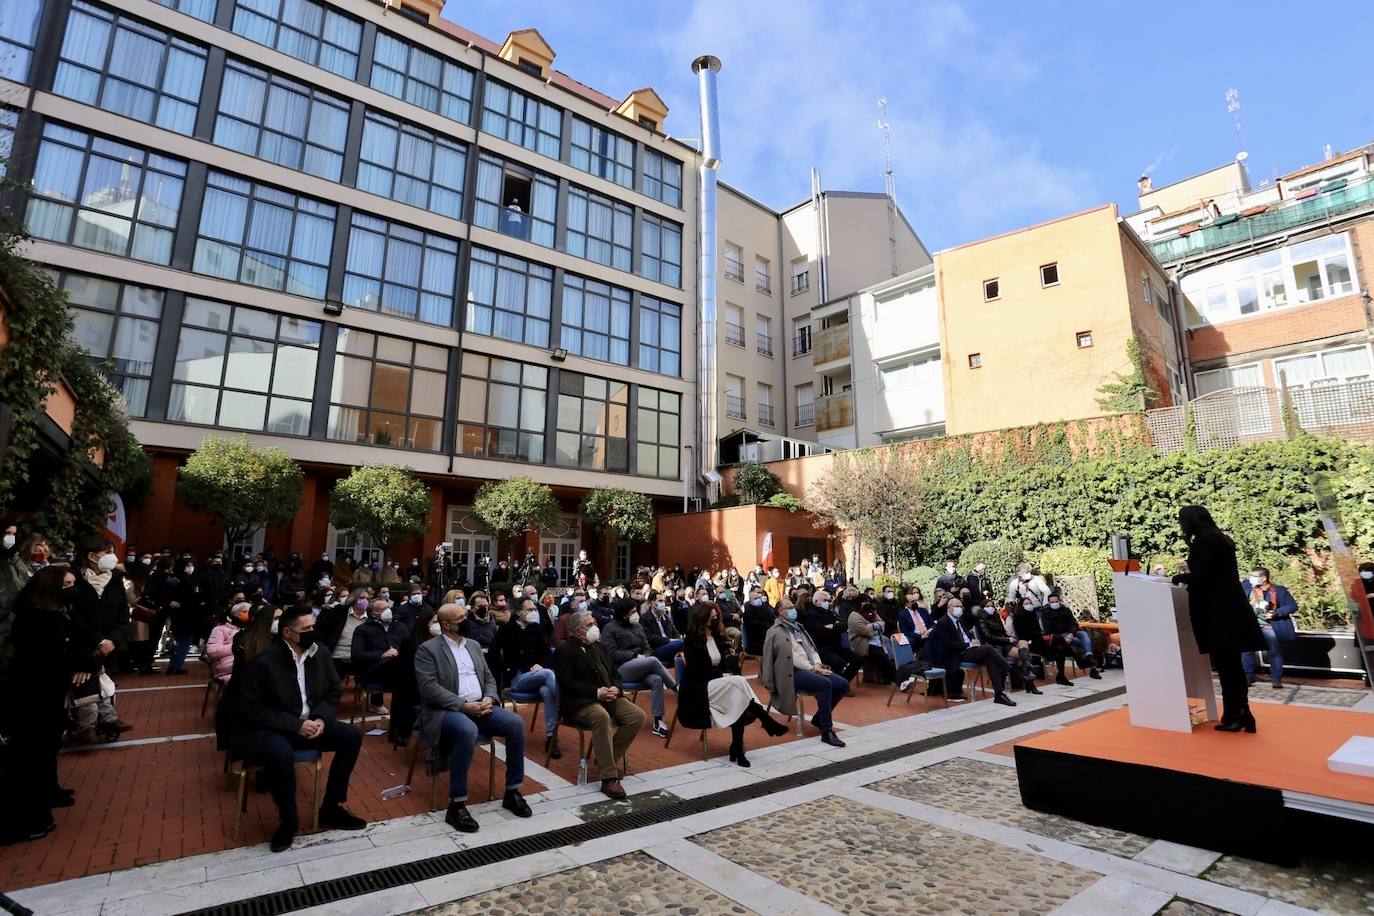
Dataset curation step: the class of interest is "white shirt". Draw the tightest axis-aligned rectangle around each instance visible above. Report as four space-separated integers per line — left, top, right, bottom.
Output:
445 634 483 702
292 643 317 718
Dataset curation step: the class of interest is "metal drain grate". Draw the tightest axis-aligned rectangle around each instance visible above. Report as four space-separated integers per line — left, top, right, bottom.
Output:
187 687 1124 916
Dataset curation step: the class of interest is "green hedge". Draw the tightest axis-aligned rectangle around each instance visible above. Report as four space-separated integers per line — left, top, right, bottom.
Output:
905 437 1374 631
1034 546 1114 611
957 539 1025 592
902 565 939 597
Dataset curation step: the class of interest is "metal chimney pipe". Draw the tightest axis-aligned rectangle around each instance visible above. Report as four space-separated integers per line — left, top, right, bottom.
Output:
692 55 722 494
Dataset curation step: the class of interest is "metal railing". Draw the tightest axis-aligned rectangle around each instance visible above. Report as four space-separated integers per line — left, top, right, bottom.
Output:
756 277 771 294
1146 378 1374 453
791 272 810 295
724 322 745 347
756 332 773 357
724 262 744 282
795 402 814 427
1148 173 1374 264
725 394 746 419
758 403 775 427
792 333 812 357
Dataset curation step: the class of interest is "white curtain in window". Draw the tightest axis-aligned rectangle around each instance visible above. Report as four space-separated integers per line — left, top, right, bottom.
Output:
1322 347 1372 380
290 211 333 264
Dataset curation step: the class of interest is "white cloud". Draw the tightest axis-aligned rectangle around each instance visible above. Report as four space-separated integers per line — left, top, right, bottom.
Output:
656 0 1094 247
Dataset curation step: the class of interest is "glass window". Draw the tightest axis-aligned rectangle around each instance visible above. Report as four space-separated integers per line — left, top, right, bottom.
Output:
0 0 43 83
357 110 467 219
635 386 680 479
456 352 547 464
328 329 447 451
231 0 361 79
153 0 218 22
560 274 630 364
168 298 319 435
214 59 348 181
641 148 683 208
53 2 207 136
464 247 553 347
1181 232 1360 327
569 116 633 188
638 295 680 377
0 106 17 179
26 123 186 265
481 81 561 160
342 211 459 326
57 270 164 417
555 372 628 472
193 170 335 299
472 152 556 247
370 30 473 124
639 213 682 288
565 186 633 271
1276 346 1373 389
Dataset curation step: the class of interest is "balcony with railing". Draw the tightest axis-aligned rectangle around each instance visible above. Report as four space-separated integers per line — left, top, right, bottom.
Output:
756 275 771 295
724 261 745 283
758 403 775 427
724 322 745 347
791 271 810 295
814 390 853 432
793 331 812 357
725 393 746 419
1148 173 1374 264
795 402 814 427
812 324 851 365
756 331 773 357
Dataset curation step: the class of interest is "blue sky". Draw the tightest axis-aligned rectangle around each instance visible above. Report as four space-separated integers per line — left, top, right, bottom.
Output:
447 0 1374 252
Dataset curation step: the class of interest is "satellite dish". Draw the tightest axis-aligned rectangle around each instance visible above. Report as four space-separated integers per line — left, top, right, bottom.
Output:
1236 151 1249 162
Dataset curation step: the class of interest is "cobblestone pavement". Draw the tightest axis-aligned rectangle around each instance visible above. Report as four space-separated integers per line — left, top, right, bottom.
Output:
866 755 1154 858
694 794 1096 914
1237 681 1364 707
414 852 756 916
1157 899 1236 915
1203 850 1374 914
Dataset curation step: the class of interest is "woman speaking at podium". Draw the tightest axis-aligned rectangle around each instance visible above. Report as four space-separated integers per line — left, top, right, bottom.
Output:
1172 505 1265 733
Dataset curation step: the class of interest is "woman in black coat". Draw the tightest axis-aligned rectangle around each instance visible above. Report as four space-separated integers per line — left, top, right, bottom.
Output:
679 602 787 767
1173 505 1265 732
0 567 102 843
387 606 437 747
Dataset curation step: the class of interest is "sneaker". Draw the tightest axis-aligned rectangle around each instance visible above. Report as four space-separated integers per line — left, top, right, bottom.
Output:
368 704 390 716
445 802 479 833
650 722 670 739
318 804 367 831
502 790 532 818
898 676 916 693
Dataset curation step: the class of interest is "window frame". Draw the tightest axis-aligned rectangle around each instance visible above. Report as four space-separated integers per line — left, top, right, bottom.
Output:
328 328 448 451
342 210 461 327
230 0 361 79
1040 262 1060 287
57 269 165 417
472 152 557 247
569 116 634 188
555 372 629 472
214 57 349 181
481 79 561 160
455 352 548 464
1075 330 1093 349
968 353 983 369
357 109 467 219
370 29 474 123
565 184 634 272
723 243 744 282
634 385 681 479
983 278 1000 301
153 0 217 21
641 147 683 208
637 294 681 377
639 213 683 288
464 246 554 348
0 0 45 83
559 273 631 365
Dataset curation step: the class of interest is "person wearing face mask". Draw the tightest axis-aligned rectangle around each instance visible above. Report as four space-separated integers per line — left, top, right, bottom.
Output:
68 538 132 740
1006 562 1052 608
1037 592 1102 684
416 604 532 831
898 588 934 650
350 597 409 715
463 595 498 648
553 608 645 799
848 601 895 685
1239 566 1298 689
801 590 863 683
163 555 206 676
763 567 785 606
973 602 1041 695
231 560 263 599
965 562 994 605
206 602 252 685
936 560 963 594
762 598 849 747
929 598 1016 706
1 567 103 842
641 596 684 664
316 590 372 683
875 585 901 633
0 523 31 644
742 585 775 655
494 597 561 758
385 606 438 747
234 605 367 851
601 598 679 738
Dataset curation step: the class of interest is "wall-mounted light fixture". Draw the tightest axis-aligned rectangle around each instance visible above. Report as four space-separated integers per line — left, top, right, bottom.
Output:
550 348 568 362
323 301 344 316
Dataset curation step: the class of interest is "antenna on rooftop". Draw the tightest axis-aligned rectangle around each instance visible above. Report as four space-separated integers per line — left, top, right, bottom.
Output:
1226 88 1247 160
876 96 899 277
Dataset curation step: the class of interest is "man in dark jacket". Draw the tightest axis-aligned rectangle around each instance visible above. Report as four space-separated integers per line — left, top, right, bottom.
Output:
350 597 409 714
936 560 963 594
802 591 862 681
741 586 774 655
235 605 366 852
1038 594 1101 684
198 552 229 621
1240 566 1298 688
973 605 1040 694
927 598 1015 706
964 562 994 605
553 608 645 799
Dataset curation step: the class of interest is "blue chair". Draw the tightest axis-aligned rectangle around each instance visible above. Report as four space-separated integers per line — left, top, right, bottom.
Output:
500 687 544 734
663 654 713 760
960 661 988 700
232 749 321 840
884 636 948 712
740 627 762 672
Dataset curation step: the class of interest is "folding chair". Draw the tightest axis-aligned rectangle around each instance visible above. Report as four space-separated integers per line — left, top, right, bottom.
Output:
231 749 321 840
960 661 989 700
544 716 630 777
405 727 496 810
740 627 762 674
663 654 713 760
884 636 948 712
766 691 815 737
500 687 544 733
350 679 390 724
201 670 224 718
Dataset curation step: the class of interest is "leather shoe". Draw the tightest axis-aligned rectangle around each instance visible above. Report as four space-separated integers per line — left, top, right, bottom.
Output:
445 802 479 833
1024 683 1042 695
1055 673 1072 686
820 730 846 748
1089 668 1102 680
269 821 296 853
545 734 562 760
49 792 76 808
318 804 367 831
994 693 1017 707
502 790 532 818
600 778 626 799
112 719 135 733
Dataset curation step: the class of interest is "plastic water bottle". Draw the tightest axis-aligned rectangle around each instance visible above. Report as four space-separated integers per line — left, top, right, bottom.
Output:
576 756 588 786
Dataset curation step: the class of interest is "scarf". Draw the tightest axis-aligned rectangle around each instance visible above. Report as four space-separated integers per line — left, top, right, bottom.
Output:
85 567 112 597
780 618 817 666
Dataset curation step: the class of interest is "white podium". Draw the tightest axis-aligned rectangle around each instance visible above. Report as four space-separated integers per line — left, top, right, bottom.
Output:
1113 572 1218 733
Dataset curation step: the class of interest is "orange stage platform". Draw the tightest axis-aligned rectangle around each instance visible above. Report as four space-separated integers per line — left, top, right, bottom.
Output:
1013 704 1374 864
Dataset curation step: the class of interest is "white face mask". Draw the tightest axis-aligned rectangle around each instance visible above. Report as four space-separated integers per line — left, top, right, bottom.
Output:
525 610 540 624
98 553 118 572
429 621 442 637
1 534 13 549
270 620 280 634
949 607 963 620
585 625 601 642
1048 602 1060 610
629 612 641 624
184 566 195 576
1363 571 1374 580
379 608 393 624
655 601 666 611
1248 576 1263 587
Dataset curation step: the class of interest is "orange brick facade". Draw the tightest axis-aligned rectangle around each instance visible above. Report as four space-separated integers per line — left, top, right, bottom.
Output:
656 504 833 575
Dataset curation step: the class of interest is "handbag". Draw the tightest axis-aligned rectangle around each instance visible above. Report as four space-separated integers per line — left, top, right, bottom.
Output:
131 604 159 625
70 674 100 707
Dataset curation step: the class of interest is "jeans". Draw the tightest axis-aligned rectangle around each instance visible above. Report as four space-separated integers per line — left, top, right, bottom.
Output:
1070 631 1095 664
617 656 677 718
252 718 362 826
512 668 559 736
652 639 685 665
792 668 849 731
438 707 525 803
170 636 193 672
1242 625 1283 684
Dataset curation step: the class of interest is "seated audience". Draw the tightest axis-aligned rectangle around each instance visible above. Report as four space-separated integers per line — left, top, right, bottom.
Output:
847 601 894 684
496 596 561 759
642 595 684 664
600 598 679 738
928 597 1016 706
350 596 410 714
762 598 850 748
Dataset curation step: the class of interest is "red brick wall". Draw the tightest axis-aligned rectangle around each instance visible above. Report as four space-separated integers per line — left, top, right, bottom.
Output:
1187 296 1368 363
656 505 832 574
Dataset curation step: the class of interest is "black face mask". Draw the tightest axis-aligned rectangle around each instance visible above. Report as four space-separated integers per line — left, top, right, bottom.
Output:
60 585 78 602
295 630 317 651
458 619 472 636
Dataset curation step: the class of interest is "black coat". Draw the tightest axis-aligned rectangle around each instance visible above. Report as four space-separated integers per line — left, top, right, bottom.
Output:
642 608 679 649
801 604 850 670
9 598 102 731
493 619 549 685
232 639 342 757
1176 530 1265 655
168 574 206 639
678 633 738 729
350 617 409 683
928 614 970 674
71 572 130 651
553 637 623 713
743 600 774 651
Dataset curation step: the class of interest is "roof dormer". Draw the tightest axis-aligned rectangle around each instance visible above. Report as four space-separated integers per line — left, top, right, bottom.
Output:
376 0 443 24
499 28 555 78
616 87 668 132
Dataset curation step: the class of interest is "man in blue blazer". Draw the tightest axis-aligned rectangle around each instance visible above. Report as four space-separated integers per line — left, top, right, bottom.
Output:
416 603 531 833
1239 566 1298 688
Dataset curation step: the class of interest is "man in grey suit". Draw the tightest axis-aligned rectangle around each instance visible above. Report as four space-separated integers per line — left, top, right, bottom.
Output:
416 603 532 833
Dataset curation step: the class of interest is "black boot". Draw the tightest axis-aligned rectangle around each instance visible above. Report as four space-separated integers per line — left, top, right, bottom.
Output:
750 701 789 738
728 723 750 767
